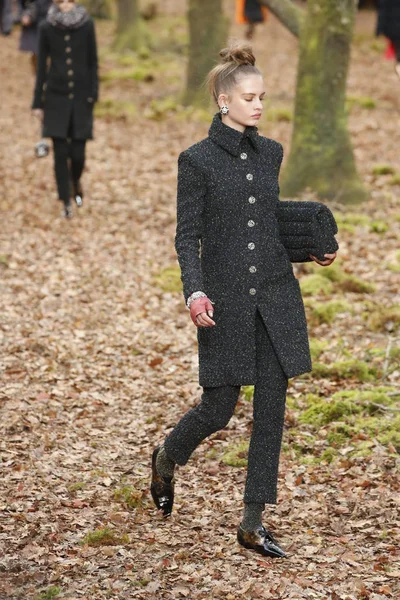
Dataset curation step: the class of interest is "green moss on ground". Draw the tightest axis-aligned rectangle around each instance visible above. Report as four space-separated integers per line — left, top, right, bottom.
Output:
153 265 182 293
309 338 328 360
372 164 396 176
81 526 129 547
309 300 351 325
222 441 249 467
241 386 254 402
367 306 400 332
346 95 376 110
370 220 389 234
300 274 333 296
312 359 378 382
94 98 136 120
389 174 400 186
114 486 145 509
34 588 61 600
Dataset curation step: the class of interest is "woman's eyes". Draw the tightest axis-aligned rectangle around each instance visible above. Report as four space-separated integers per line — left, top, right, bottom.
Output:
244 98 265 102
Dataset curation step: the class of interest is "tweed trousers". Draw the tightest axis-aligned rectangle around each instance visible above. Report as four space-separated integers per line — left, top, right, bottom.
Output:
164 309 288 504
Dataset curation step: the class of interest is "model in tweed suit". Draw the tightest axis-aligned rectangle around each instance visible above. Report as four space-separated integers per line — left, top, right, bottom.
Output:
151 42 337 559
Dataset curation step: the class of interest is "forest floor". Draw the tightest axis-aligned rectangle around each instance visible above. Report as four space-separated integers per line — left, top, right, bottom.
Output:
0 4 399 600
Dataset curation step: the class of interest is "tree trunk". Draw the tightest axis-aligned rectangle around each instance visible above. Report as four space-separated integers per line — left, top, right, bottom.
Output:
259 0 303 36
114 0 150 52
183 0 228 108
80 0 112 19
261 0 367 204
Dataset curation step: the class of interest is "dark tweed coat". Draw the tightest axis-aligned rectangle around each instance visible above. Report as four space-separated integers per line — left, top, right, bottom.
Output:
175 114 312 387
32 18 98 139
377 0 400 40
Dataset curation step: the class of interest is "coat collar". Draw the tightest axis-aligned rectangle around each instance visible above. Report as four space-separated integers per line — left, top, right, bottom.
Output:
208 113 260 157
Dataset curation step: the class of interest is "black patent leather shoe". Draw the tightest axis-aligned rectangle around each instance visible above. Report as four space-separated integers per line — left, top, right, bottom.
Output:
150 446 174 517
237 524 287 558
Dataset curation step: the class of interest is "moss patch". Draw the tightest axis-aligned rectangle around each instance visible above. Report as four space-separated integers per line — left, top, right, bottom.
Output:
221 441 249 467
94 98 136 120
312 359 378 382
372 164 396 176
114 486 145 510
34 588 61 600
367 306 400 332
309 338 328 360
309 299 351 325
81 526 129 547
370 220 389 234
300 274 334 296
267 107 293 122
346 95 376 110
153 265 182 293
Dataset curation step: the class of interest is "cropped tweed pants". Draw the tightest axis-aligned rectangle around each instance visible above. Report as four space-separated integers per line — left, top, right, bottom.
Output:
164 309 288 504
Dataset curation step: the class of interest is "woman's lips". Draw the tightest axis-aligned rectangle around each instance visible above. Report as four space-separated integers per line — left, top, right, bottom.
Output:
252 114 261 119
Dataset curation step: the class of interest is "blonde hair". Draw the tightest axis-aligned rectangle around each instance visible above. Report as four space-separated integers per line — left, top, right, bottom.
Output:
206 40 262 104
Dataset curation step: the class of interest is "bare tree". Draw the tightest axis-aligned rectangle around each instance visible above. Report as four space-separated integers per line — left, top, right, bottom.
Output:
183 0 228 107
115 0 150 52
260 0 366 203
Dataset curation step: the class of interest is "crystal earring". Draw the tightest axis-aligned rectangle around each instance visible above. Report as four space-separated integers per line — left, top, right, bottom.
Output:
220 105 229 116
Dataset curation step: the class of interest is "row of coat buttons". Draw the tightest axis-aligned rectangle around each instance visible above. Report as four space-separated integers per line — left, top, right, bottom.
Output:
243 155 256 294
65 34 74 99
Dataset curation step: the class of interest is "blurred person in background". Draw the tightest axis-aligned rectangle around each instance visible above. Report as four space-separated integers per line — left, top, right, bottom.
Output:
377 0 400 79
235 0 268 40
19 0 52 72
1 0 13 35
31 0 98 218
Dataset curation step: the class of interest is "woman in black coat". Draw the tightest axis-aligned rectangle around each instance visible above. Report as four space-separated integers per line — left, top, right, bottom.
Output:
32 0 98 217
377 0 400 78
150 42 337 558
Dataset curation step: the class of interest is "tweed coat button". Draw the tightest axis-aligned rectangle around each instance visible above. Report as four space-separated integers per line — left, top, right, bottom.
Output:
248 196 256 204
240 152 247 160
66 58 72 64
68 69 74 76
248 220 255 227
249 266 257 273
64 34 70 41
249 288 256 295
68 81 74 88
68 93 74 99
248 242 255 250
246 173 253 181
65 47 72 53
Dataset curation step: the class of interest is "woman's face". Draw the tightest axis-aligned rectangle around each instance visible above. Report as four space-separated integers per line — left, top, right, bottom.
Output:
218 74 265 132
55 0 75 13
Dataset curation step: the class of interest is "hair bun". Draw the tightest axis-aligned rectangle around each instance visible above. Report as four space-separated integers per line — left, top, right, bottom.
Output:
219 41 256 67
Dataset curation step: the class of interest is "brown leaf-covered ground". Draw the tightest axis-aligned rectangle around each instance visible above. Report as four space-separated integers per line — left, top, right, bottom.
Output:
0 4 399 600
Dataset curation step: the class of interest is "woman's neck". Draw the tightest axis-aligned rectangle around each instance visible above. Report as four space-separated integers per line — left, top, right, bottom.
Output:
221 115 246 133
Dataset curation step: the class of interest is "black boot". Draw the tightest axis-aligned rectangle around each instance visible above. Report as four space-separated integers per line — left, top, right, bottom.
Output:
150 446 175 517
237 524 287 558
62 200 72 219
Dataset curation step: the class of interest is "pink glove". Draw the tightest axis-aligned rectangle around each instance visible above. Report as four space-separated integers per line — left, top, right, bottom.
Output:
190 297 215 327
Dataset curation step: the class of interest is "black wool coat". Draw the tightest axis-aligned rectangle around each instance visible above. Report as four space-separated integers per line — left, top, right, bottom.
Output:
175 114 312 387
32 18 98 139
377 0 400 41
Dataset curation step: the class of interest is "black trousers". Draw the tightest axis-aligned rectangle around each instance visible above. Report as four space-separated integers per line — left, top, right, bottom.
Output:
52 137 86 203
164 309 288 504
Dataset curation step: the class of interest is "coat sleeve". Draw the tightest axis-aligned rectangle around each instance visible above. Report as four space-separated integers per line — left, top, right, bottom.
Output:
32 22 49 109
175 152 207 303
87 19 98 102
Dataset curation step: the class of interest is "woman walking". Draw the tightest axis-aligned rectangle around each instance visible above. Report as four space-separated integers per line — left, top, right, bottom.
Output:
150 42 337 558
31 0 98 218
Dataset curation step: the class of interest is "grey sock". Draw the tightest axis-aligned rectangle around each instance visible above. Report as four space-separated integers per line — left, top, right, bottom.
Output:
156 445 175 479
241 502 265 531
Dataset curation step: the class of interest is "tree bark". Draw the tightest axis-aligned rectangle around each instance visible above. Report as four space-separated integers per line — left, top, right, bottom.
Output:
81 0 112 20
259 0 303 37
183 0 228 107
280 0 366 203
115 0 150 51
